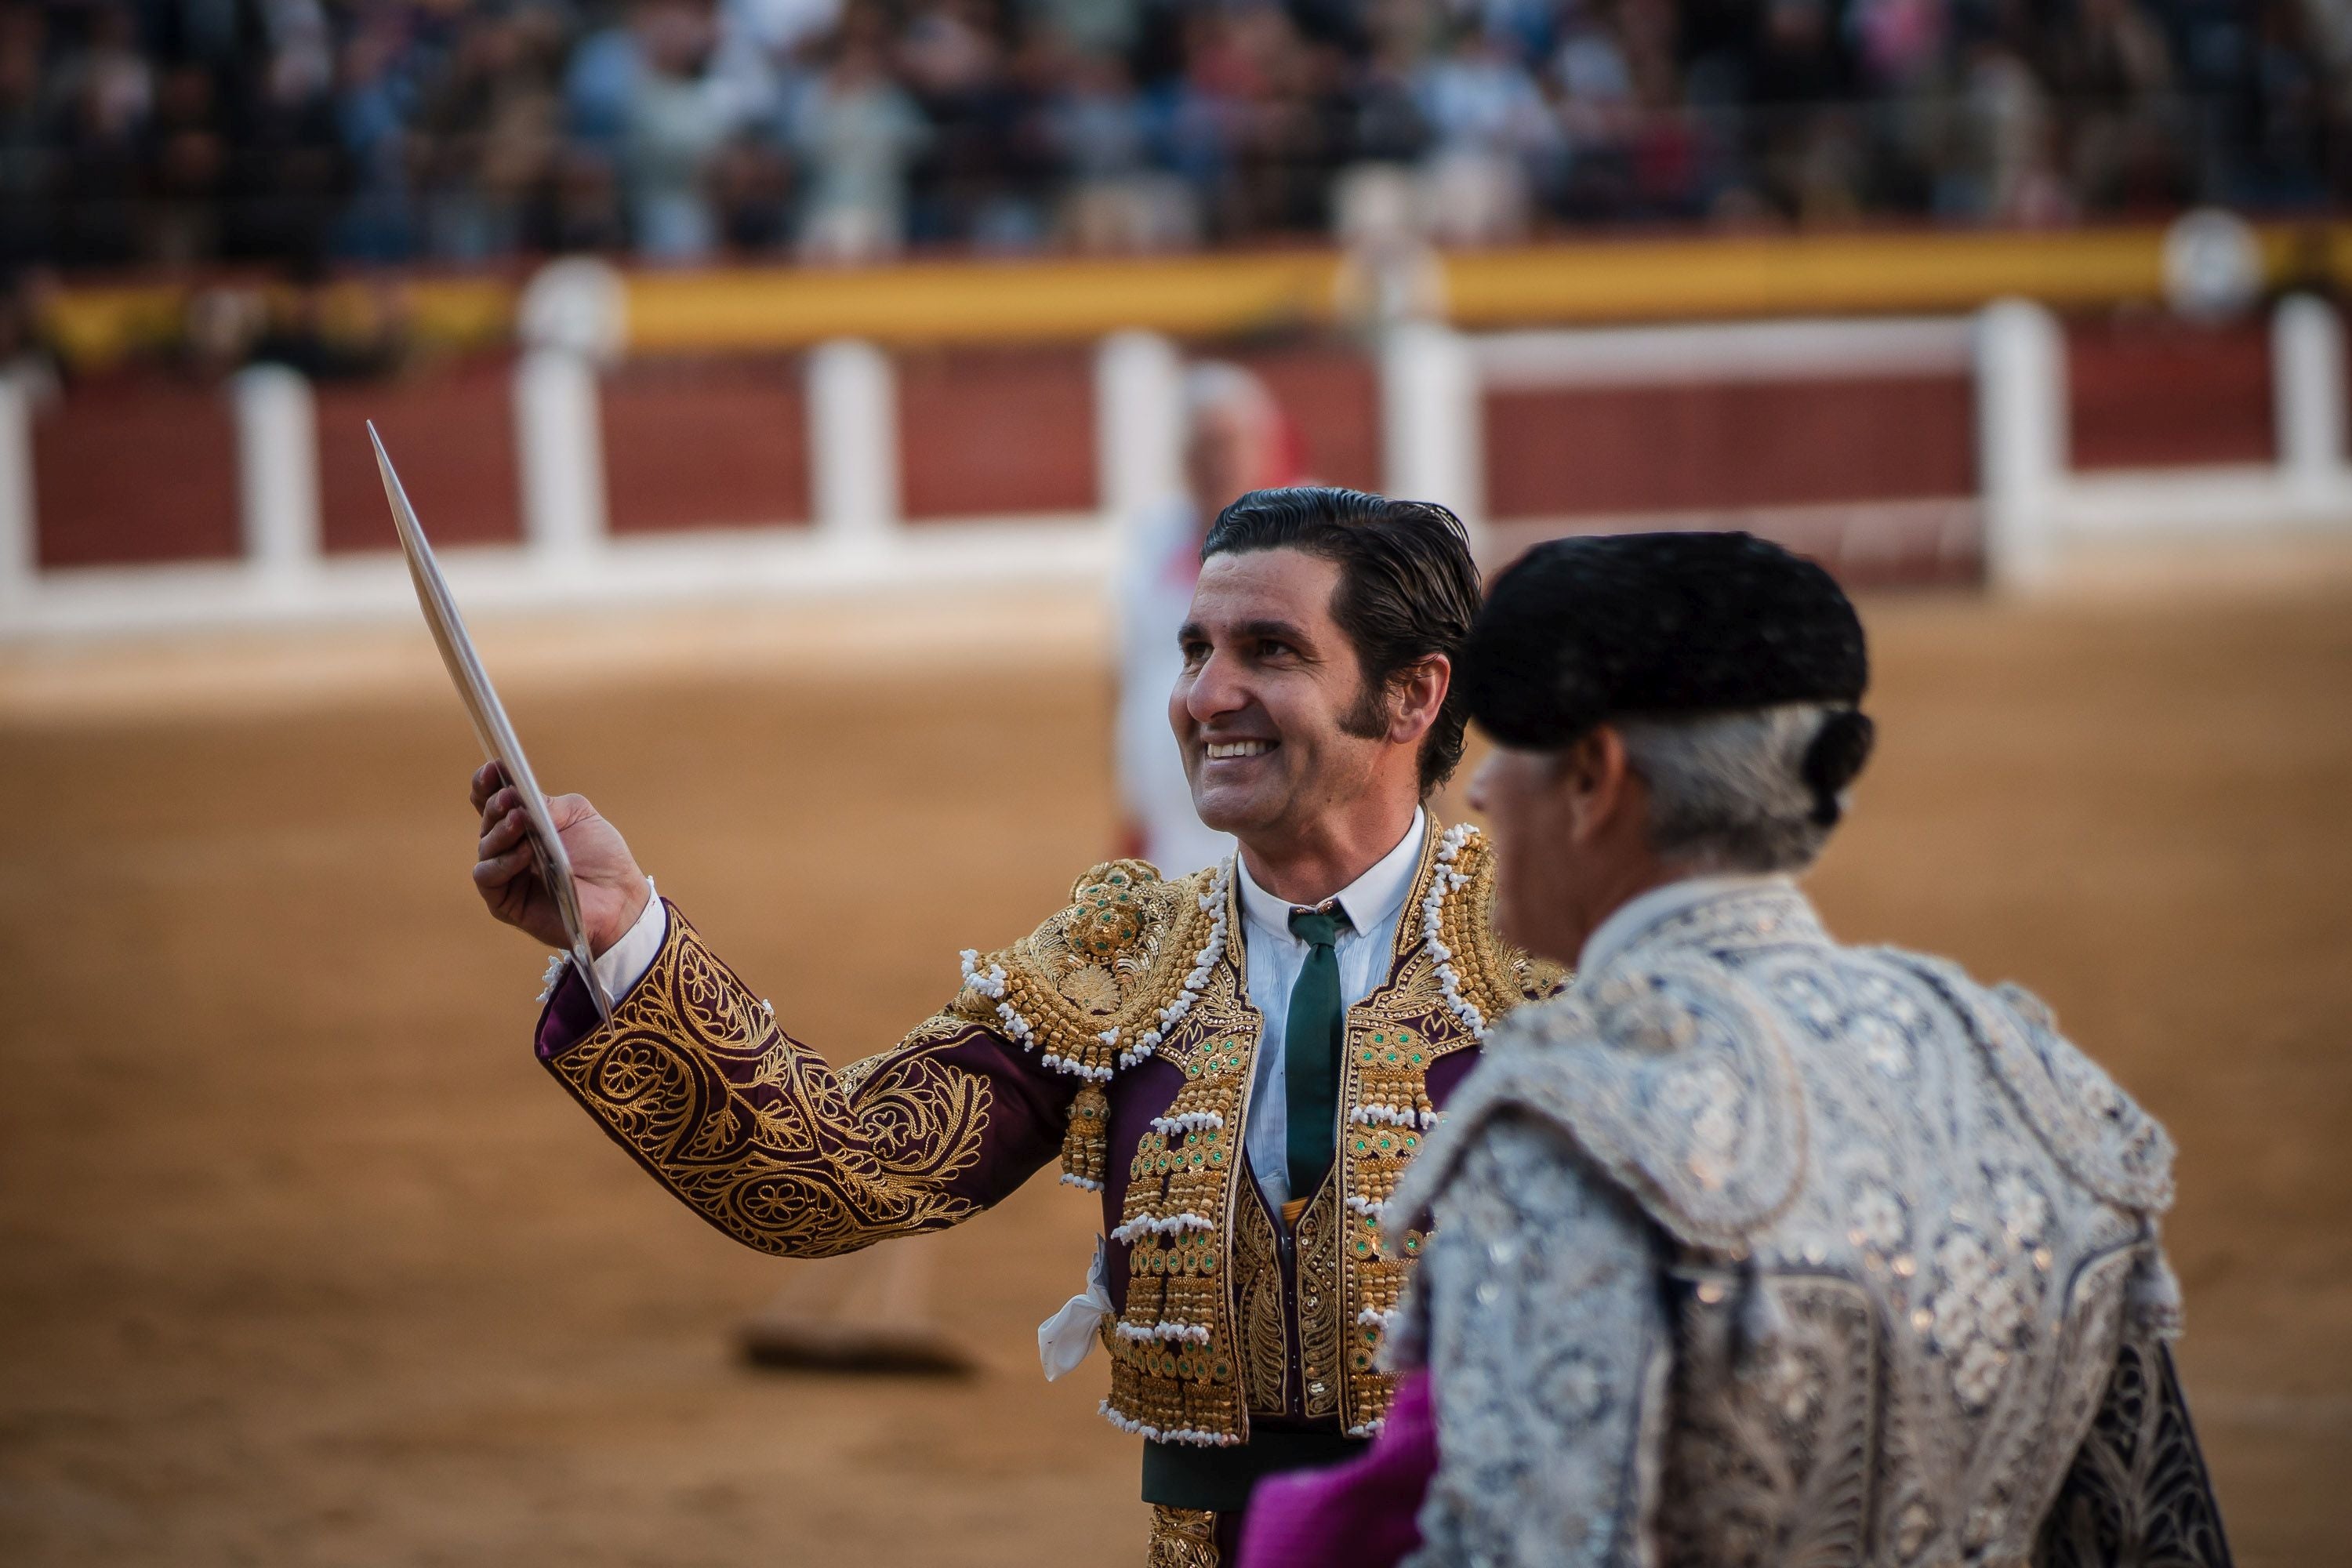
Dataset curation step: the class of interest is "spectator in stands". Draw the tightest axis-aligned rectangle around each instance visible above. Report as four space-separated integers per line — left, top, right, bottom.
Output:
1051 48 1197 251
332 16 416 263
0 0 2345 273
898 0 1037 247
2232 0 2339 209
1347 5 1431 171
792 16 929 260
1033 0 1144 60
231 0 349 263
709 124 797 249
1552 7 1641 217
1620 0 1718 218
1414 24 1559 243
148 60 230 265
726 0 844 73
1947 28 2074 225
1851 0 1948 93
414 4 565 261
1146 5 1243 227
1193 6 1336 238
2050 0 2182 212
0 5 45 269
566 9 645 151
53 1 152 265
622 0 746 261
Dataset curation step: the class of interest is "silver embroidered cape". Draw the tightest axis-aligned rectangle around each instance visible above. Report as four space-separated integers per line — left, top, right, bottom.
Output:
1385 880 2230 1568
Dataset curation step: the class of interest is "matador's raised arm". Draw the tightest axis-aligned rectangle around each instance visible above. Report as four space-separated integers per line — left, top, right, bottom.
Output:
531 860 1218 1258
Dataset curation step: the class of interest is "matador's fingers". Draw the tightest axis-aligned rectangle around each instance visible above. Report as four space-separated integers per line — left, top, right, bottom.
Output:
477 784 520 837
469 760 507 813
473 839 536 888
478 806 530 861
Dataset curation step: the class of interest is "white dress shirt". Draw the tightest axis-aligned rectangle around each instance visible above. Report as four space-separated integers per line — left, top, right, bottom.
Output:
1234 808 1428 1208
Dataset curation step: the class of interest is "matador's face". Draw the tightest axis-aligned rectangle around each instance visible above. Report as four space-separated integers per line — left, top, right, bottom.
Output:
1172 547 1400 846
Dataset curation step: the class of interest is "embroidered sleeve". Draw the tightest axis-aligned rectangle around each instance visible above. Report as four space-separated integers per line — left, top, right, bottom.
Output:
1404 1112 1670 1568
535 902 1079 1258
2034 1337 2234 1568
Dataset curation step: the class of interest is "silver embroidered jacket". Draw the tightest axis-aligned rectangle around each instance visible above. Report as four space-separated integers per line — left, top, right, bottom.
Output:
1385 879 2230 1568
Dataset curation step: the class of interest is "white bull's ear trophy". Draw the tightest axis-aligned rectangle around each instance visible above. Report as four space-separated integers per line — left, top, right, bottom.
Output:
372 422 613 1022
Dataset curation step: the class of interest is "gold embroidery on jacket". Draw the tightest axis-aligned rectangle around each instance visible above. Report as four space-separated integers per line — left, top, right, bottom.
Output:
547 916 989 1258
1336 1011 1439 1429
1145 1506 1222 1568
1232 1184 1288 1417
1232 1185 1289 1420
1294 1176 1345 1420
1106 957 1255 1443
954 859 1224 1187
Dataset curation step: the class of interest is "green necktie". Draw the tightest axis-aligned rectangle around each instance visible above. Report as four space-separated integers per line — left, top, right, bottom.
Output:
1284 905 1350 1206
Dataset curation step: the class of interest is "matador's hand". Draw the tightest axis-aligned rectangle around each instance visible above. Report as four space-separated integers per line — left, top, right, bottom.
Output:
468 761 651 956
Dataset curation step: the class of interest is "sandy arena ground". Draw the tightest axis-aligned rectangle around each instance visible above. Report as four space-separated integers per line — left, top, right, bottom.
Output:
2 568 2348 1566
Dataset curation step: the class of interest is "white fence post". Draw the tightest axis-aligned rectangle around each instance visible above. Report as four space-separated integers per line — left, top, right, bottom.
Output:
808 338 900 547
1381 320 1483 546
0 375 34 615
515 348 608 563
1096 329 1183 524
231 362 321 587
2273 293 2346 506
1975 299 2065 591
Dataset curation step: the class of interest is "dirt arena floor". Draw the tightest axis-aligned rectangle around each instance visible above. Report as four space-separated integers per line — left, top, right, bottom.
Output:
3 564 2349 1566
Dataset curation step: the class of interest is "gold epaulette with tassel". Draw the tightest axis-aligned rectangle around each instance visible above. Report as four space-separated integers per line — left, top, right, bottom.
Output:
950 857 1232 1190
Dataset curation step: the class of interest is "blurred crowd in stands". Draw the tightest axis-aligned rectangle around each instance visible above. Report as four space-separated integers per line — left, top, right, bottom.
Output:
0 0 2347 273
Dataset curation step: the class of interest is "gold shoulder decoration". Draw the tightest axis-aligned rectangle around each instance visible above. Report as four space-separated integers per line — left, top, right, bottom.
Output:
1415 823 1570 1042
955 856 1235 1190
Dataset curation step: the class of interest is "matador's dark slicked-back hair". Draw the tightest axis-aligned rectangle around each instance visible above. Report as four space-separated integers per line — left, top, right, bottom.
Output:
1202 485 1482 795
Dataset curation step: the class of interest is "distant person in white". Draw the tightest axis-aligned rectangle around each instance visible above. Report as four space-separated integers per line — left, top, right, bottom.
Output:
1114 361 1301 876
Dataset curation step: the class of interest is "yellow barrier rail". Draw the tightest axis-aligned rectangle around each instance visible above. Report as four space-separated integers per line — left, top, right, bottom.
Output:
625 249 1345 350
36 222 2351 368
1442 224 2334 324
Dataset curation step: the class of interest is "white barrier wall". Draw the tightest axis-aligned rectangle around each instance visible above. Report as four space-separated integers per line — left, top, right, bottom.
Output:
0 373 36 619
3 292 2350 640
515 347 608 564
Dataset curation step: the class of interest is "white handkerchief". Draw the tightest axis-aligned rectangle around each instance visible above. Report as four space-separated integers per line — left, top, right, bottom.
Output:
1037 1233 1113 1381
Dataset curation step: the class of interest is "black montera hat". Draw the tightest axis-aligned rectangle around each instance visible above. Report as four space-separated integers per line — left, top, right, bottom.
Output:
1461 532 1874 821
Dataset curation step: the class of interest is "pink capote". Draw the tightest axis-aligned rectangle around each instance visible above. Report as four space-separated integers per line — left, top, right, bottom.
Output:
1234 1370 1439 1568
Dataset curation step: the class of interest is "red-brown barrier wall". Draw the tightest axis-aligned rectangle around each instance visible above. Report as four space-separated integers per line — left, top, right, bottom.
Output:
316 358 522 553
32 379 241 567
2066 318 2273 470
1229 344 1382 492
14 313 2312 574
898 344 1097 520
1484 376 1978 519
602 355 810 532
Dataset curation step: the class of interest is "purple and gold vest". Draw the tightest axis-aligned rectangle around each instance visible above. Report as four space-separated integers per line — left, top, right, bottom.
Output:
948 822 1563 1446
